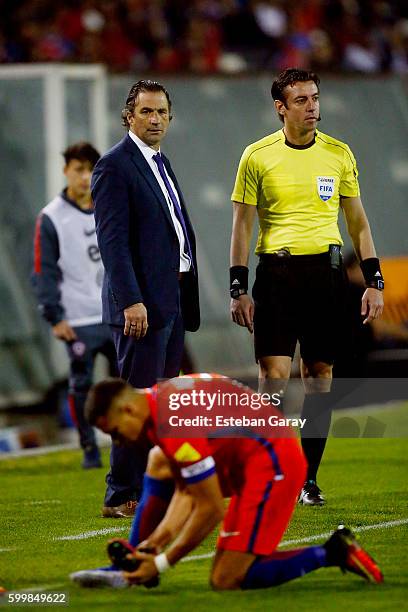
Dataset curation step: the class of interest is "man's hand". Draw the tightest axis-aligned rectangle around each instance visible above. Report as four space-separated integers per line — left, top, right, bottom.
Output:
361 288 384 325
124 303 148 338
124 550 159 585
230 294 254 333
52 320 77 342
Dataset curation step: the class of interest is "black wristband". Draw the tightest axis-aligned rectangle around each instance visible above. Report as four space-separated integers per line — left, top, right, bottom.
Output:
230 266 248 298
360 257 384 291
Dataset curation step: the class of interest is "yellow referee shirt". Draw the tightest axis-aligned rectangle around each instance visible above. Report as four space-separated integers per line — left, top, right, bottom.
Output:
231 129 360 255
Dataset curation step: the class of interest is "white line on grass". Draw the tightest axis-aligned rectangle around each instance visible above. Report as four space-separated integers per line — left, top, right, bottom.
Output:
54 527 128 541
0 548 16 553
24 500 62 506
13 583 66 593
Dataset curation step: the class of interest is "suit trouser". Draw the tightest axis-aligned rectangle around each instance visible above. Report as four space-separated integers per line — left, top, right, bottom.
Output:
106 311 185 506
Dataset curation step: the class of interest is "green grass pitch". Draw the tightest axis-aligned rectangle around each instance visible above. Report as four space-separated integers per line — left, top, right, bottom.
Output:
0 412 407 610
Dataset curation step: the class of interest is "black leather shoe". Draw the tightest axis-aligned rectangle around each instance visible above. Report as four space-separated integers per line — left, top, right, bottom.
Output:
102 500 138 518
298 480 325 505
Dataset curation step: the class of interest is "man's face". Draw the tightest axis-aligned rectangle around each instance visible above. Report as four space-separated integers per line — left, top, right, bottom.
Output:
64 159 93 199
127 90 170 150
96 405 143 446
277 80 320 132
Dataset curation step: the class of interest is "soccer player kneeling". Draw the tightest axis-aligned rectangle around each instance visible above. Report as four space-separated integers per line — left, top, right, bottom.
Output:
72 375 383 590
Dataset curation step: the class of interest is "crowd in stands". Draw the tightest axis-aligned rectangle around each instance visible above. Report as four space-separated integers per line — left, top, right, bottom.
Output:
1 0 408 74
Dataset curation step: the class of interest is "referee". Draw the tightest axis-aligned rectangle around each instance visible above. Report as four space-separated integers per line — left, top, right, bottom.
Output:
229 68 384 505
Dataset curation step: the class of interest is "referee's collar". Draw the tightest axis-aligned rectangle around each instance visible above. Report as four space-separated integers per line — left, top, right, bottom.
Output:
283 129 316 150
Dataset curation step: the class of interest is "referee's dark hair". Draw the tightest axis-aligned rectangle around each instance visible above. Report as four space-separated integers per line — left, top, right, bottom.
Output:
271 69 320 122
85 378 129 425
121 79 173 128
62 141 100 168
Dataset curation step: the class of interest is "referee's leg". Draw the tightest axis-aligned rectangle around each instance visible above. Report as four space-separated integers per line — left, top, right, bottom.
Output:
299 359 333 505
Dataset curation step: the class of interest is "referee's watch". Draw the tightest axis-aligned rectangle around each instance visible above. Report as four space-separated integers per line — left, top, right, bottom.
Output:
230 287 247 300
367 278 385 291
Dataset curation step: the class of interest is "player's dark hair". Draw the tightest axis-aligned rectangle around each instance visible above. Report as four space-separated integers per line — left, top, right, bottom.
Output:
121 79 173 128
62 141 100 168
85 378 129 425
271 68 320 123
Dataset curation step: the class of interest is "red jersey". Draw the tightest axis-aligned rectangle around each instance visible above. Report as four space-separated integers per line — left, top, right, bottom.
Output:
146 374 296 496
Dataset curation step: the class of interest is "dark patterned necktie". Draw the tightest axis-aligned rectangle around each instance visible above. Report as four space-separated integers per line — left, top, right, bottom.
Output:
153 152 194 271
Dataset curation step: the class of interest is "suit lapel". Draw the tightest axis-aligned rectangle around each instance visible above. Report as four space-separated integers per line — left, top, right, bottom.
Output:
124 135 174 230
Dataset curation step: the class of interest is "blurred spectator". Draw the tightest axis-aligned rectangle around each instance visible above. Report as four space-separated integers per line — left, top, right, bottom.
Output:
185 11 222 72
0 0 408 73
334 252 408 377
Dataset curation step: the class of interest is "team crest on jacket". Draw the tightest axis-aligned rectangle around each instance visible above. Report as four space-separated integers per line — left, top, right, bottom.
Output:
317 176 335 201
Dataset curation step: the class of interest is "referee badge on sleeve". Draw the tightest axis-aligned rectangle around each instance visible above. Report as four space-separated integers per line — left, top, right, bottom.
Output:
317 176 335 201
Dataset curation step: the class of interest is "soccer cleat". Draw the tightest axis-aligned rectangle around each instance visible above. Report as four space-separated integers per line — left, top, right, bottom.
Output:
70 565 128 589
102 500 138 518
82 445 102 469
324 526 384 583
298 480 325 505
107 538 159 588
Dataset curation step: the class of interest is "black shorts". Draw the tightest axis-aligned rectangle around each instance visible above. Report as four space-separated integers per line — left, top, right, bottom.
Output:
252 252 348 364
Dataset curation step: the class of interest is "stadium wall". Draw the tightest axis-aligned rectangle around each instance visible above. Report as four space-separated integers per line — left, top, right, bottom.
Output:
0 67 407 402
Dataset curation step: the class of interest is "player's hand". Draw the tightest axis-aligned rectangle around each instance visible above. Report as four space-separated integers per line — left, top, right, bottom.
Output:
52 320 77 342
230 294 254 333
124 303 148 338
123 550 158 585
361 288 384 325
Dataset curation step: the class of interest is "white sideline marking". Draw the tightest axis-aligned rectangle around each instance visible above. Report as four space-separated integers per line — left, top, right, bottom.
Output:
54 527 128 541
0 547 16 552
14 583 65 593
24 500 62 506
182 518 408 563
280 518 408 547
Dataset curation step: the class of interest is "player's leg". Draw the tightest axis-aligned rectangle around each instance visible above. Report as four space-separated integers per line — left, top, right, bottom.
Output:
210 550 256 589
128 446 175 547
211 438 307 589
211 439 383 589
66 326 101 469
211 529 383 590
211 438 326 590
211 546 329 590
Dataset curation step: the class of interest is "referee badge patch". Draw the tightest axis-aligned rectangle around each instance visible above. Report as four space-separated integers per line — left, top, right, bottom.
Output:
317 176 335 201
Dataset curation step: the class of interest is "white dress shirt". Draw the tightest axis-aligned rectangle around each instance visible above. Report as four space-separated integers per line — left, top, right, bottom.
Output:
128 131 191 272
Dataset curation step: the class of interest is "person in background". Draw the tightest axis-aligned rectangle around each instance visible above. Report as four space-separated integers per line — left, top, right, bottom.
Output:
91 80 200 518
335 252 408 377
229 68 384 506
32 142 137 518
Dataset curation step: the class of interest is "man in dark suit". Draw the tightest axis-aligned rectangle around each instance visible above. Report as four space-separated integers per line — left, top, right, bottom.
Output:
92 80 200 516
